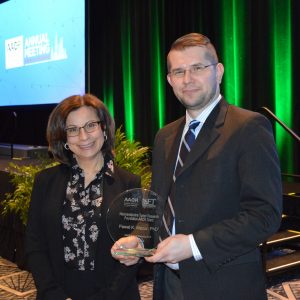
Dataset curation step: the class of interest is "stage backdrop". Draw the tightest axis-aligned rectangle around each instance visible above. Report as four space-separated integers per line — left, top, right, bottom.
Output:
0 0 299 174
89 0 300 174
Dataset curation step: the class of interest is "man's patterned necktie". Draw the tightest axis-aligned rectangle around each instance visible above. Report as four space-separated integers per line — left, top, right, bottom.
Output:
161 120 200 238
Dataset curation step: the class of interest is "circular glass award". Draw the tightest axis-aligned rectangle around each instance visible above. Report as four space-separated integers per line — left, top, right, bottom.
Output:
107 188 164 257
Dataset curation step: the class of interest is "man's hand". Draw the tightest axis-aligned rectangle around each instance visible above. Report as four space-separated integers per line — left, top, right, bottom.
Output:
111 236 142 266
145 234 193 264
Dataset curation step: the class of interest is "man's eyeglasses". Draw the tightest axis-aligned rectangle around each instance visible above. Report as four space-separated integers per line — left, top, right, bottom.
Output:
168 63 218 78
65 121 101 137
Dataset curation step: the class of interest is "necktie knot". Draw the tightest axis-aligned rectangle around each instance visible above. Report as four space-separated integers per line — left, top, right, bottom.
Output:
189 120 200 131
184 120 200 147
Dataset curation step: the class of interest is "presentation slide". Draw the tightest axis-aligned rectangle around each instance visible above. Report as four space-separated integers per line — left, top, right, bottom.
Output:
0 0 85 106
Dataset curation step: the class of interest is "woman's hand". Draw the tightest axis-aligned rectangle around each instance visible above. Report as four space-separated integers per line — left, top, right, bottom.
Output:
111 236 143 266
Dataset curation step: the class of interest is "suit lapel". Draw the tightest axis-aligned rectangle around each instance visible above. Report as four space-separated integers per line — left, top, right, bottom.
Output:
47 166 70 235
164 118 185 188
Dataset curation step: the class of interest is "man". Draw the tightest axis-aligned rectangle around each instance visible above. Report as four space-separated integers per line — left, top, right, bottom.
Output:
112 33 282 300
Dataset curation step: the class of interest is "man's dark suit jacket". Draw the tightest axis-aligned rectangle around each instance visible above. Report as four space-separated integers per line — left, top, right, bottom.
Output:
151 98 282 300
25 163 141 300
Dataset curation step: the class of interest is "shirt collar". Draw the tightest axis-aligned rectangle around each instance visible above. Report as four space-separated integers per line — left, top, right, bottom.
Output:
70 154 114 178
185 94 222 126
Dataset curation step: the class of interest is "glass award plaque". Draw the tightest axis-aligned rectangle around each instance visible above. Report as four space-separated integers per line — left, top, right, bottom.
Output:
107 188 164 257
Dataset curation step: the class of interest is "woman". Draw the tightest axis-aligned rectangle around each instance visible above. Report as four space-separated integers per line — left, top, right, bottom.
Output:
25 94 141 300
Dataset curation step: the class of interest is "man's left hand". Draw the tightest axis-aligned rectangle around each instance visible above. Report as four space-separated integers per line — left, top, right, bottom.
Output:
145 234 193 264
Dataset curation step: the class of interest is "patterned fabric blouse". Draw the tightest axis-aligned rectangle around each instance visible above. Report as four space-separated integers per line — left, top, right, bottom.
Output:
62 157 114 271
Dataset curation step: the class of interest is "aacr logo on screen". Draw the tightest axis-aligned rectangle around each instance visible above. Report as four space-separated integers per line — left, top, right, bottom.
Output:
5 32 68 69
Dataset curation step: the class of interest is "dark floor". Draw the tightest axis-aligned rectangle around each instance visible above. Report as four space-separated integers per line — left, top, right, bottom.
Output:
0 257 299 299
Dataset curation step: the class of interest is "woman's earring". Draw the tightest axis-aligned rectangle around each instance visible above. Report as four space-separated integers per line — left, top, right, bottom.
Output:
103 131 107 141
64 143 70 150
